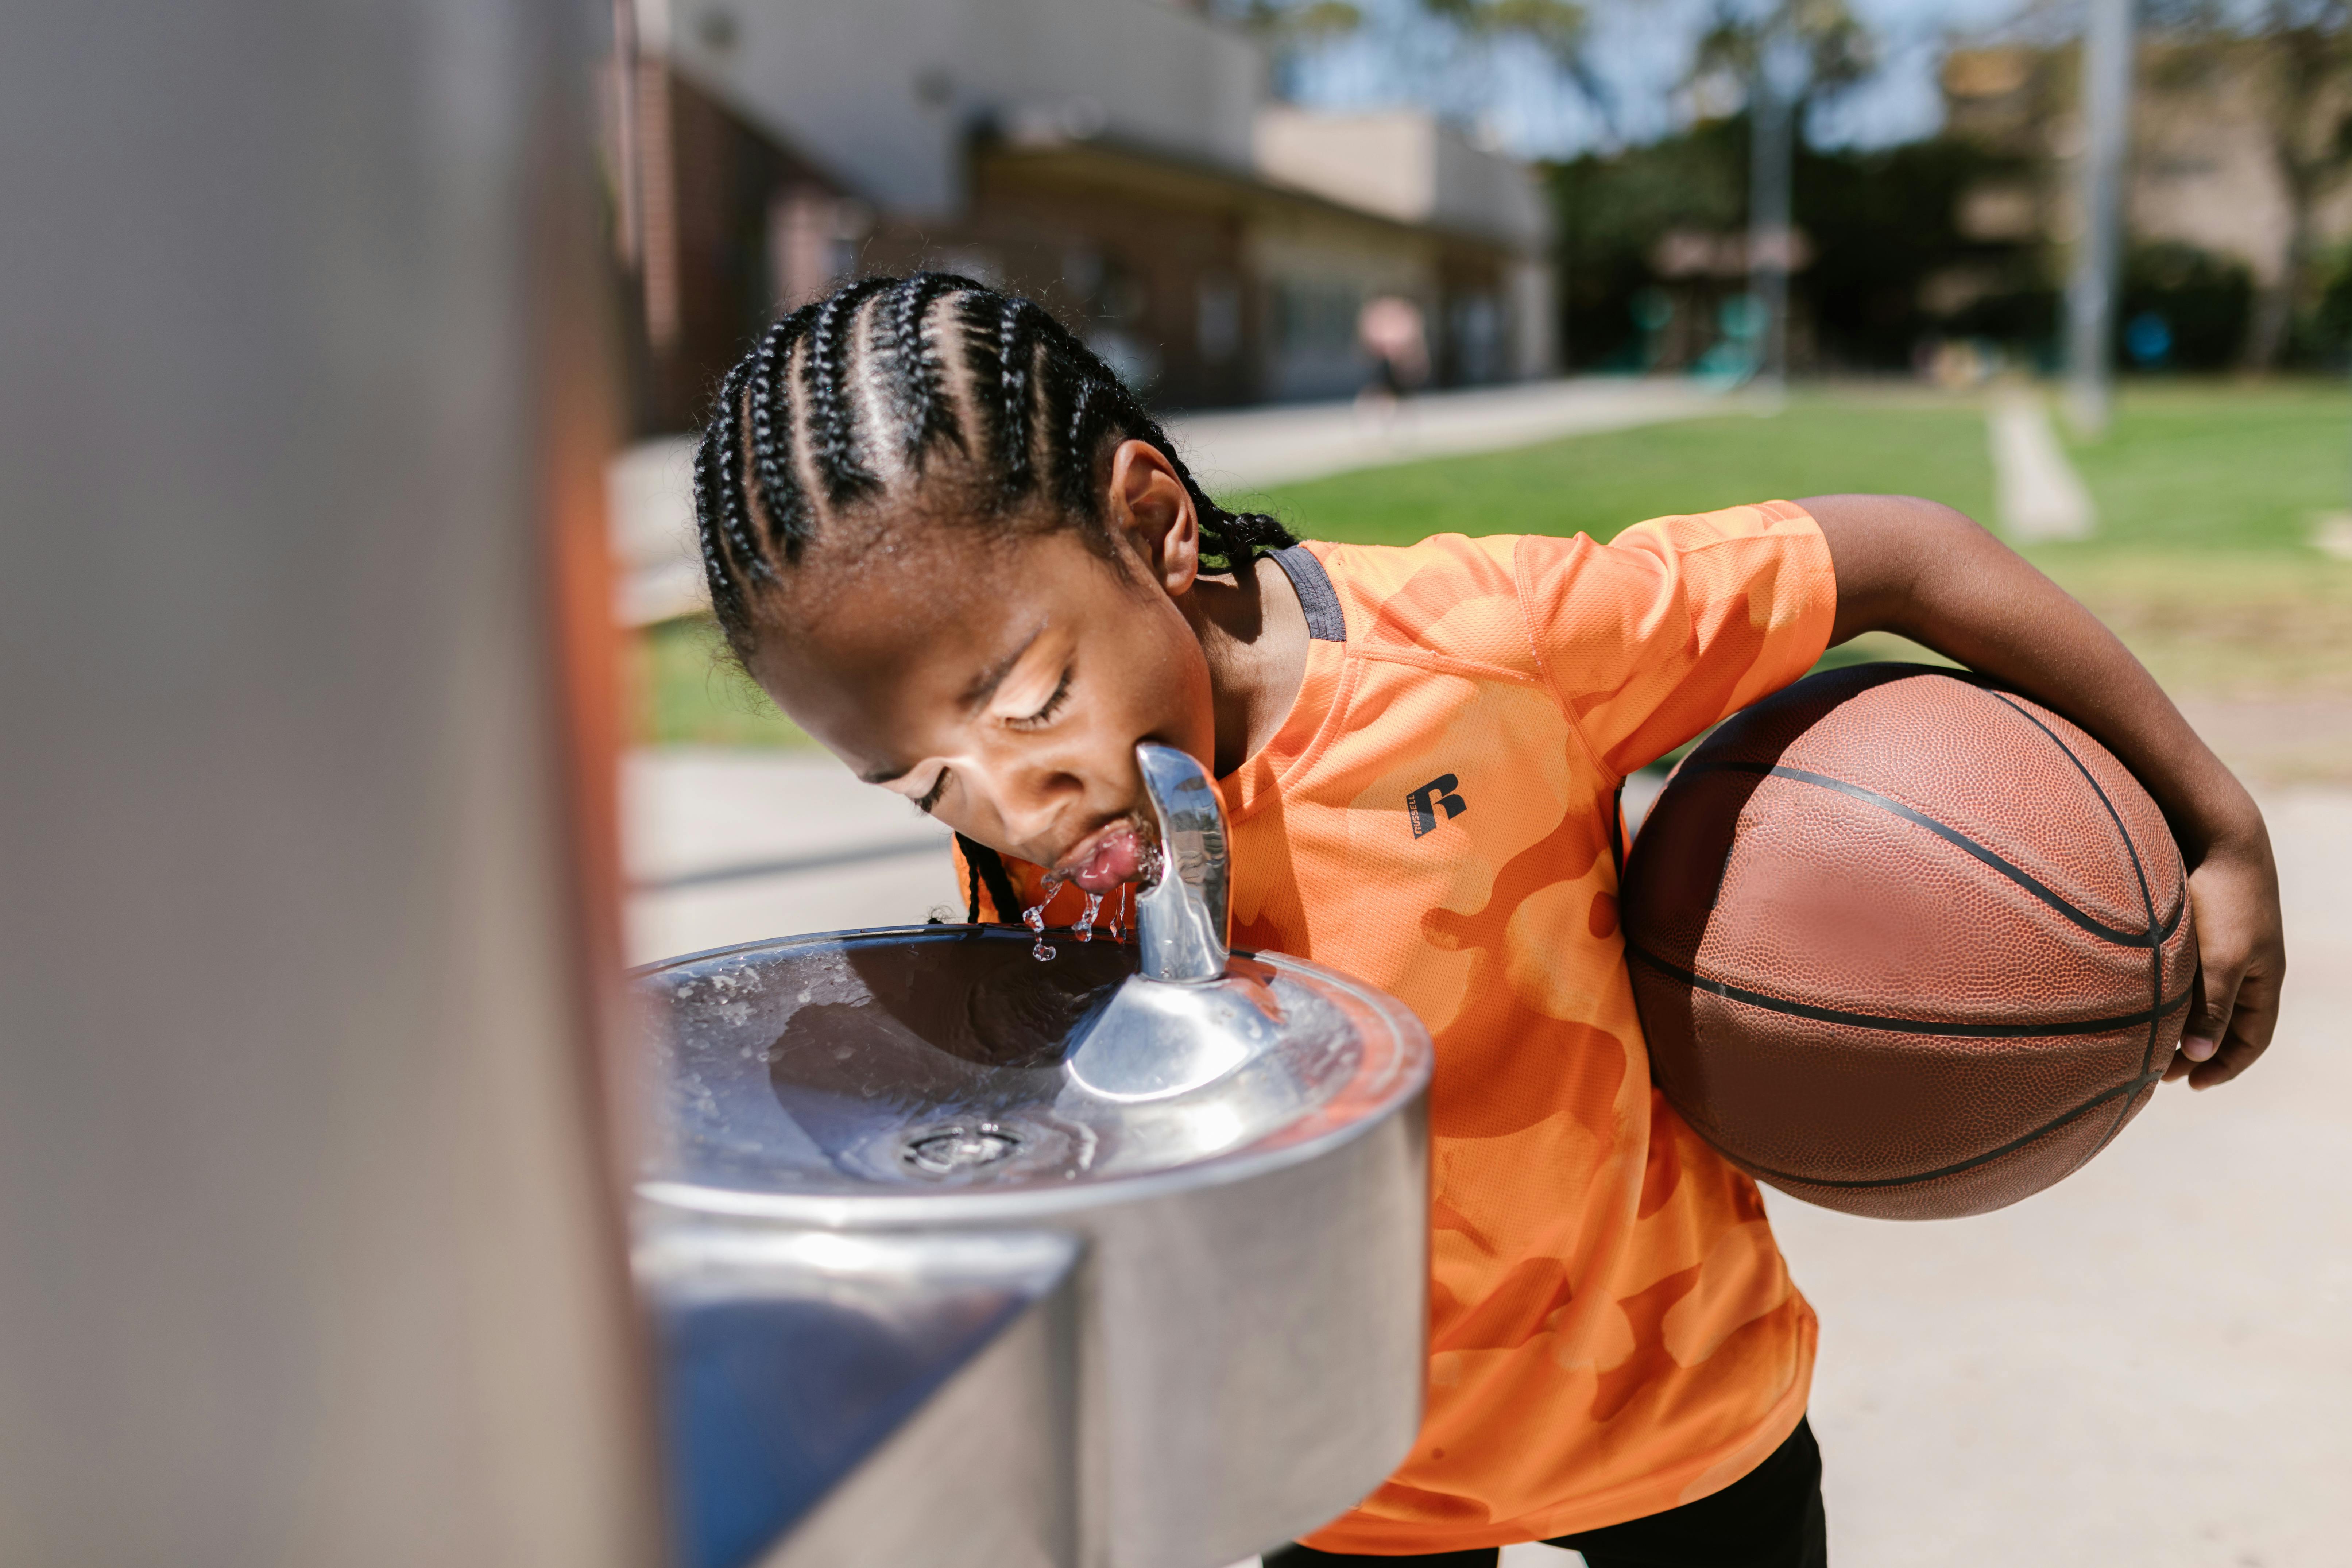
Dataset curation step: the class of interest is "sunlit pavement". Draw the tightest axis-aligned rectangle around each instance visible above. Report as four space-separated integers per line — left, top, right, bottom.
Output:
623 750 955 965
1161 377 1738 493
608 378 1741 626
1760 787 2349 1568
629 753 2349 1567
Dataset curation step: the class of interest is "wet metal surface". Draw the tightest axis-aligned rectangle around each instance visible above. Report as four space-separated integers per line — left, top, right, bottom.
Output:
639 930 1381 1200
634 925 1432 1568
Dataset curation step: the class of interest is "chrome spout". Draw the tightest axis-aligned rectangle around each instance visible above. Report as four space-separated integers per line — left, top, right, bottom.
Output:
1131 743 1229 982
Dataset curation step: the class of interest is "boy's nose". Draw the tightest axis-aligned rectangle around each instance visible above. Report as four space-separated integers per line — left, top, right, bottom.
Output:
991 759 1088 854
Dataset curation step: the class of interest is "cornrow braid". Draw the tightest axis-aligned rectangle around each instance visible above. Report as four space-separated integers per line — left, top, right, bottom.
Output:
1025 309 1291 573
691 360 763 617
805 274 897 506
956 831 1023 925
692 273 1300 919
743 302 823 563
993 294 1047 500
877 271 976 471
1198 503 1297 572
1056 372 1103 518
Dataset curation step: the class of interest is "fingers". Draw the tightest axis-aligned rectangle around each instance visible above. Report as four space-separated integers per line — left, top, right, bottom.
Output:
2167 842 2287 1091
2162 963 2216 1082
2186 957 2283 1090
2176 947 2239 1072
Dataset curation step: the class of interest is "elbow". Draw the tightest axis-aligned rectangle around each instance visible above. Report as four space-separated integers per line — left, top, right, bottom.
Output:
1810 493 2001 645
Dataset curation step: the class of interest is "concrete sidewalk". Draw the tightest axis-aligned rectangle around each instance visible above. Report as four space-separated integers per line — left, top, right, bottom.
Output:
628 751 2348 1567
1987 387 2097 543
623 749 956 963
607 377 1733 625
1162 376 1732 494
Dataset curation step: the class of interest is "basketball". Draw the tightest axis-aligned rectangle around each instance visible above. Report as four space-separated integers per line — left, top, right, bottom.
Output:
1622 663 2196 1220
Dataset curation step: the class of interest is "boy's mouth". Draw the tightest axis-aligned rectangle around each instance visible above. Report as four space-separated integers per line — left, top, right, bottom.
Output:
1057 818 1152 894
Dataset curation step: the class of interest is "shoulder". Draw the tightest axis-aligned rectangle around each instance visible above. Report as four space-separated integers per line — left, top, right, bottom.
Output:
1514 500 1831 636
1306 533 1540 667
1600 497 1824 557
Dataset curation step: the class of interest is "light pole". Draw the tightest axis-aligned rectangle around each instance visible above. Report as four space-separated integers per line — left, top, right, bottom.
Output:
1748 31 1800 389
1759 36 1787 390
2067 0 2136 434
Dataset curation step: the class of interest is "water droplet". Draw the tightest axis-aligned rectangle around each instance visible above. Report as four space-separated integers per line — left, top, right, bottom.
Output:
1021 901 1056 961
902 1122 1024 1176
1022 874 1064 961
1075 890 1102 942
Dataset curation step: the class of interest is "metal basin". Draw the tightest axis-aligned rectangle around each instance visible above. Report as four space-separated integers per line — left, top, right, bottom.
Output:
634 926 1432 1568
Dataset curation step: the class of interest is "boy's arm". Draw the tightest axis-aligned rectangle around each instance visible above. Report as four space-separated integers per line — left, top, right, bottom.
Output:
1803 493 2284 1089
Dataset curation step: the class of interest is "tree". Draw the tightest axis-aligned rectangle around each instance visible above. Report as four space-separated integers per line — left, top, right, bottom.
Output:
1221 0 1603 118
1420 0 1591 65
2146 0 2352 366
1688 0 1874 107
1684 0 1874 379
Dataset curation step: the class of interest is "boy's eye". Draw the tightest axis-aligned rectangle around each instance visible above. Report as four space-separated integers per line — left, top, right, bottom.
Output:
1009 669 1073 730
914 770 948 815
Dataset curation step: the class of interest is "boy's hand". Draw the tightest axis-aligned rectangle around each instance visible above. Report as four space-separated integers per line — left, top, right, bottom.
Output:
2169 823 2286 1087
1806 492 2288 1091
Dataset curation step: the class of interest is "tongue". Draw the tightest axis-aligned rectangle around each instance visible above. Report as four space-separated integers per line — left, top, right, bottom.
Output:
1067 825 1146 894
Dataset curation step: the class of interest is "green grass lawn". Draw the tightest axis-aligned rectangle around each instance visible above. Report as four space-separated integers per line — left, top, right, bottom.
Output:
1261 391 1996 547
1261 380 2352 701
2038 382 2352 698
635 380 2352 748
634 614 809 747
2056 380 2352 554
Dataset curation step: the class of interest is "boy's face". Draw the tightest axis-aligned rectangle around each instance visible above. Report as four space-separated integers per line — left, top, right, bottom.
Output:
748 467 1216 895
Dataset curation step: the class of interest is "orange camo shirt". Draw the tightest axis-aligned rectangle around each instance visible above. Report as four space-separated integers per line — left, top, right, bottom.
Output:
962 503 1839 1553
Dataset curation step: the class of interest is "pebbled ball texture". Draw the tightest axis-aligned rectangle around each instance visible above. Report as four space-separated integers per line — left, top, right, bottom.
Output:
1622 664 2195 1220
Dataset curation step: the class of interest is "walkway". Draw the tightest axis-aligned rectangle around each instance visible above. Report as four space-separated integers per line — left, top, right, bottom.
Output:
628 747 2350 1568
624 750 955 964
1987 386 2097 543
1163 376 1731 494
607 378 1734 625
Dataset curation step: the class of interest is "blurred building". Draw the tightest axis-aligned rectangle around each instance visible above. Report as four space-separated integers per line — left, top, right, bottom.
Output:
608 0 1555 430
1941 41 2352 360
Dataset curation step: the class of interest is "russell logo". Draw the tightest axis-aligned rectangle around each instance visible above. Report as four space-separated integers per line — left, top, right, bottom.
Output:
1407 774 1468 838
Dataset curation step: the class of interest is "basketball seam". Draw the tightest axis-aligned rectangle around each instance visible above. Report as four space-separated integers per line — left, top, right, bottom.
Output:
1676 759 2183 947
1626 940 2193 1037
1983 690 2175 1159
1729 1067 2167 1190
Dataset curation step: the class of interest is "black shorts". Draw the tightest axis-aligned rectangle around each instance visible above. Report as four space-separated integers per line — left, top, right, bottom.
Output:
1265 1415 1826 1568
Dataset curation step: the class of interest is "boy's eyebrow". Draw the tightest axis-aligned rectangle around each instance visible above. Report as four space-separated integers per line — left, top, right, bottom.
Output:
855 626 1046 785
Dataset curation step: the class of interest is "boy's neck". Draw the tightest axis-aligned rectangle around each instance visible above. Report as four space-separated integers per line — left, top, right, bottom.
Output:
1185 551 1311 778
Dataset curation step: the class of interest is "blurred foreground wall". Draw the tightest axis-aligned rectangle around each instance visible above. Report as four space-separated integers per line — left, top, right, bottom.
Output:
0 3 658 1565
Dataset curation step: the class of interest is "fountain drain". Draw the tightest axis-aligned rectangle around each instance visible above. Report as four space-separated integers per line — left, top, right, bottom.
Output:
901 1122 1025 1177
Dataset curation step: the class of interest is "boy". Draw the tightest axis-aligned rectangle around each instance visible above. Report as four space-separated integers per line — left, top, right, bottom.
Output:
689 274 2283 1564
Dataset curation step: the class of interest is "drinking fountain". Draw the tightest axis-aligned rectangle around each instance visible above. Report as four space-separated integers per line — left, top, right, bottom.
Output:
631 745 1434 1568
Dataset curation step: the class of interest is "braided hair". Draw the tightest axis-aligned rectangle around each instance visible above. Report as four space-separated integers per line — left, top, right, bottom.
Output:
691 272 1298 921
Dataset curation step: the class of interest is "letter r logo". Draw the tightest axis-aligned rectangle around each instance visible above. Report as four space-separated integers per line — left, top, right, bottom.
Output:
1406 774 1467 839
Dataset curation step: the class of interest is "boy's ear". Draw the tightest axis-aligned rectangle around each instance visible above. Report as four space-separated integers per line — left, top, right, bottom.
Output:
1107 438 1199 597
